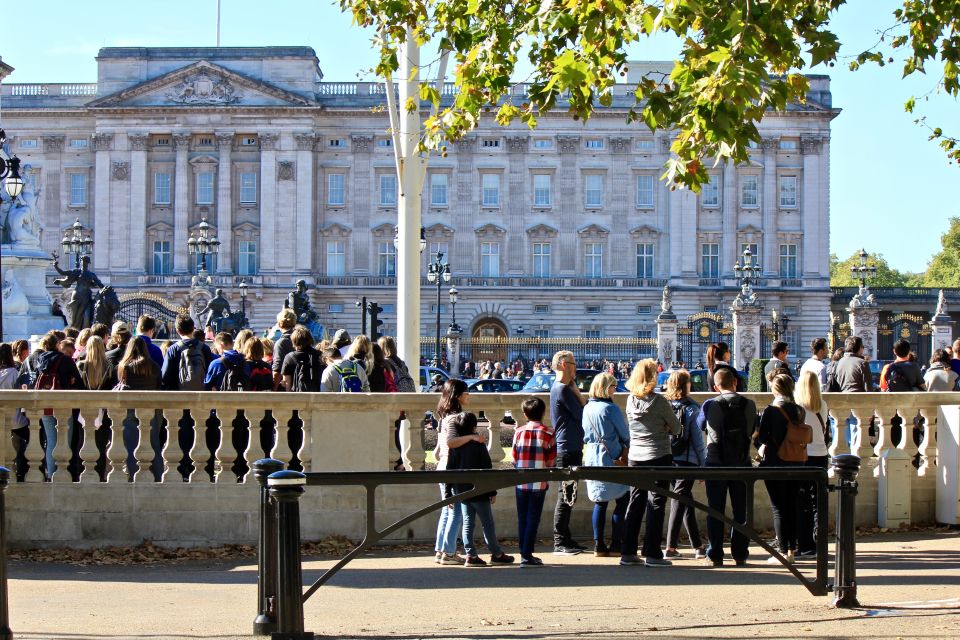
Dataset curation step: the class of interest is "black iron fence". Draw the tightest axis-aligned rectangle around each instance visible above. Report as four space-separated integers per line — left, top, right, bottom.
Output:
254 456 862 638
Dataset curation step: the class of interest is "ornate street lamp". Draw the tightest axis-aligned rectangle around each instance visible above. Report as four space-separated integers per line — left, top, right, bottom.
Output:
448 286 460 332
733 247 762 291
187 217 220 274
771 309 790 341
0 129 24 199
426 251 451 367
239 280 248 325
61 218 94 269
850 248 877 290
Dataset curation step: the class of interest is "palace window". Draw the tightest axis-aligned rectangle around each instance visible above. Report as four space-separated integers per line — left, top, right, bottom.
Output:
584 242 603 278
70 174 87 206
430 173 448 206
196 172 214 205
327 173 345 206
533 242 551 277
779 176 798 208
480 242 500 277
239 173 257 204
379 174 397 206
238 241 258 276
585 174 603 208
326 240 345 276
152 241 172 275
533 174 551 207
701 175 720 207
585 138 604 150
377 241 396 276
636 175 654 208
701 243 720 278
153 173 171 205
740 175 759 208
636 243 655 278
481 174 500 207
779 243 798 278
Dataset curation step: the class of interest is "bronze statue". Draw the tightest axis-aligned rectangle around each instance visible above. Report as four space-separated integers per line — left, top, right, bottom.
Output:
51 252 105 330
197 288 232 333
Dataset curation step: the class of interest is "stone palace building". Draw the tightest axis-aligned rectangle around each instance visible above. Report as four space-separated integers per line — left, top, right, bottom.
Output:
0 47 837 363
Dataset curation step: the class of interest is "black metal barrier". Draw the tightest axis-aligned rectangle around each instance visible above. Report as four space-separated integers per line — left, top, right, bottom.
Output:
0 466 12 640
256 455 861 639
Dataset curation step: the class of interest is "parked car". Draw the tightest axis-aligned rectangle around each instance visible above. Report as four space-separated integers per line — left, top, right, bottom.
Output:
466 378 526 393
655 368 714 393
420 366 450 391
521 369 627 394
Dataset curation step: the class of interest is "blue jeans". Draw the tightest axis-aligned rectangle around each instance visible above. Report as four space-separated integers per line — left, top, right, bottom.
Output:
704 469 749 563
515 488 547 557
460 497 502 557
434 485 462 555
592 494 628 547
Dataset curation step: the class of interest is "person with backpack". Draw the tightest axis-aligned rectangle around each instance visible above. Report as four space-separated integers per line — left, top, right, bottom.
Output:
794 370 831 560
663 369 707 560
756 373 811 564
160 315 214 391
204 332 249 391
271 309 297 391
696 367 758 567
281 327 325 392
581 372 630 558
620 358 680 567
880 339 926 393
242 338 274 392
32 331 84 480
320 346 369 393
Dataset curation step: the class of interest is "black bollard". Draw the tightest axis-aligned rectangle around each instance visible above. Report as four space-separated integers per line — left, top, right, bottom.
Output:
831 454 861 608
253 458 285 636
0 467 11 640
268 470 313 640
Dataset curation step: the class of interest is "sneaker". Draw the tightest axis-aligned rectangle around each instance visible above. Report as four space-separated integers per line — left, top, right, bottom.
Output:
702 558 723 567
490 553 515 564
694 548 707 560
664 548 681 559
796 550 817 560
594 542 612 558
619 554 643 566
520 556 544 567
435 551 443 564
734 559 747 567
553 545 582 556
568 540 588 551
440 553 465 565
464 555 487 567
644 557 673 567
767 555 787 565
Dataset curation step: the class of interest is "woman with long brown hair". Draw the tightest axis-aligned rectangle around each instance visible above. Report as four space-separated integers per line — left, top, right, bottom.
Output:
117 336 160 391
706 342 743 391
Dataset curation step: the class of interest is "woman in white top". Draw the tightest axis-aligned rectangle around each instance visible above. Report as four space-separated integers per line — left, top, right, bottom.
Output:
794 370 830 559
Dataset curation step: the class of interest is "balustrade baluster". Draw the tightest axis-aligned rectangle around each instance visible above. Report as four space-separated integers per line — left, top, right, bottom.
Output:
215 407 237 483
298 410 312 473
189 408 211 483
243 408 267 482
270 409 294 466
106 407 127 483
487 411 506 465
401 411 426 471
902 409 922 464
161 409 182 482
916 407 935 475
132 409 154 483
873 408 896 461
23 409 46 483
51 410 72 483
848 410 870 459
78 410 100 483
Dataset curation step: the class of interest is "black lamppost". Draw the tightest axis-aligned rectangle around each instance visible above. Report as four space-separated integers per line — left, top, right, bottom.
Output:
61 218 94 269
515 325 525 367
187 217 220 274
771 309 790 341
448 286 460 332
0 128 25 342
733 247 762 291
851 248 877 289
239 280 249 327
426 251 451 366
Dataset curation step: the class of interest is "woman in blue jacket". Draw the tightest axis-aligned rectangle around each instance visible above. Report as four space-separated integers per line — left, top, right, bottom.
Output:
663 369 707 559
582 372 631 557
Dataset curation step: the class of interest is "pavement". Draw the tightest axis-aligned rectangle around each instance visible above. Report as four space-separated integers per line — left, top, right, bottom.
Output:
8 531 960 639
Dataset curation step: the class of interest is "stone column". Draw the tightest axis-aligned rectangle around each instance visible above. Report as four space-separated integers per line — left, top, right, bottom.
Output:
446 325 462 378
848 299 880 360
215 131 234 274
608 136 631 276
761 138 778 277
259 133 279 273
731 304 762 371
453 136 476 273
556 135 580 273
129 133 149 274
721 161 737 275
800 137 822 278
656 287 678 365
172 132 191 273
41 135 65 258
505 135 528 274
92 133 113 270
930 290 954 352
294 132 316 273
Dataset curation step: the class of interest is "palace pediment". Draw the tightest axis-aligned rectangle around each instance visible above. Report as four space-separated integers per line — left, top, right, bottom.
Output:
88 61 314 109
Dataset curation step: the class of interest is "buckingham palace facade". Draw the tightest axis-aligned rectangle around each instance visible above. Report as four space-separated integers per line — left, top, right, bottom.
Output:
0 47 837 358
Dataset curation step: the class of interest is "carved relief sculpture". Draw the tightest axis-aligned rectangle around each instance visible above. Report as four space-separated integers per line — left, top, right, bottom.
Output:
350 135 374 152
557 135 580 153
166 71 241 105
739 330 757 364
128 133 149 151
277 161 296 181
111 161 129 181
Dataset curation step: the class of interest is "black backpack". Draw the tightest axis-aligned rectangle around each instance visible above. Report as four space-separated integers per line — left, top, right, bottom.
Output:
178 340 207 391
291 350 322 392
220 358 250 392
715 394 751 465
670 400 691 457
885 361 915 392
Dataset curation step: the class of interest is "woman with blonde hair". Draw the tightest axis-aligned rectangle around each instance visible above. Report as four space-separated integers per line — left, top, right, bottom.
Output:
794 370 830 559
620 358 680 566
582 372 630 557
346 335 374 375
234 329 254 355
77 336 114 390
663 369 707 559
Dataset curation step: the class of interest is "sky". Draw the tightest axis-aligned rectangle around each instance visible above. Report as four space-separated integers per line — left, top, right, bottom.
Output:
1 0 956 274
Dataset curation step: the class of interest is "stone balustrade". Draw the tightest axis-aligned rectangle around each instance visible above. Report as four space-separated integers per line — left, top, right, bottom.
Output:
0 390 950 547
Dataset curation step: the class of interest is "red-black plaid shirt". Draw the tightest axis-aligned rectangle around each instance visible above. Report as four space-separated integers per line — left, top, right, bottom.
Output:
512 421 557 491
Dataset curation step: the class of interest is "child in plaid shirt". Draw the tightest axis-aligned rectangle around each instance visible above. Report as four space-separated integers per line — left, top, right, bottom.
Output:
512 397 557 566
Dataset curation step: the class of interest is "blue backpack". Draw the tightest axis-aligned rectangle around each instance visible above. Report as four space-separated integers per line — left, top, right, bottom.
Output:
333 361 363 393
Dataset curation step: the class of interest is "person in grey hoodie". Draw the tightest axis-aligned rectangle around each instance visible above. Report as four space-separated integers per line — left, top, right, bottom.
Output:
619 358 680 567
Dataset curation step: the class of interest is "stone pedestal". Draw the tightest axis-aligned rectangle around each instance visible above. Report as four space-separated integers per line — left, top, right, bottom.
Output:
446 326 462 378
656 313 677 366
849 306 880 360
1 245 63 340
731 305 762 371
930 289 954 353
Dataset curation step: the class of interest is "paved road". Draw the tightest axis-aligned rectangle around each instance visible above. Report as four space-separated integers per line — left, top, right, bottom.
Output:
9 531 960 639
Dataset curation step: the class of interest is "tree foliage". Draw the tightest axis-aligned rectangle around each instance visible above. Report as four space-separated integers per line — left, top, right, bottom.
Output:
341 0 845 190
921 217 960 287
829 251 917 288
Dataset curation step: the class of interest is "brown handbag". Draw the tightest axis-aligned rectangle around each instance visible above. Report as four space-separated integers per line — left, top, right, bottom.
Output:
589 420 629 466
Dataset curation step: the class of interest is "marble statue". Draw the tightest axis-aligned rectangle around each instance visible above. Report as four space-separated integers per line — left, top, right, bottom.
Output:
2 271 29 315
3 171 42 247
935 289 949 317
660 285 672 315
